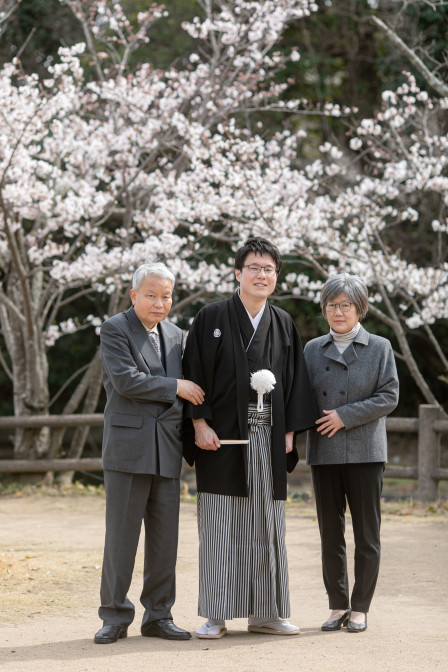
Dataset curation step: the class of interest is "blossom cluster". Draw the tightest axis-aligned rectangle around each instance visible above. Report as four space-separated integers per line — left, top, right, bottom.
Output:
0 0 446 364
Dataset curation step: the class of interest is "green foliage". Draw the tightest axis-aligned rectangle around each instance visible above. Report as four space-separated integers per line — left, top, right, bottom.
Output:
0 0 200 75
0 380 12 415
376 3 448 91
124 0 199 69
0 0 82 74
281 0 382 143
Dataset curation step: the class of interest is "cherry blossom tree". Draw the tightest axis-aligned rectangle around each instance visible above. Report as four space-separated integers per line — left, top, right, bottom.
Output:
141 73 448 407
0 0 322 468
0 0 446 476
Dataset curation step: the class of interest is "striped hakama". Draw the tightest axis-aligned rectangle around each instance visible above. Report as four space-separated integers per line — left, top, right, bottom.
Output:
197 403 290 620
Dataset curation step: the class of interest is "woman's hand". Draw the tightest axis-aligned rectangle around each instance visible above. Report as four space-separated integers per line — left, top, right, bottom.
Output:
285 431 294 454
315 409 344 438
192 418 221 451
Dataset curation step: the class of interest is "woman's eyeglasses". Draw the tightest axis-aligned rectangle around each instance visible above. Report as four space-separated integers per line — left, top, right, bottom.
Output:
326 302 353 313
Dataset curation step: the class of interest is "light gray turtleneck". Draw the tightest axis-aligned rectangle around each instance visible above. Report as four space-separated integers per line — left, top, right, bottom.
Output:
330 322 361 353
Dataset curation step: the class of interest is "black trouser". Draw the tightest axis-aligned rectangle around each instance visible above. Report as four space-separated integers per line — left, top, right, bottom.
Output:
311 462 384 613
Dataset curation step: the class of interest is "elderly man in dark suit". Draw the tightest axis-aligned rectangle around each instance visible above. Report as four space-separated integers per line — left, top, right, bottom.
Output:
94 261 204 644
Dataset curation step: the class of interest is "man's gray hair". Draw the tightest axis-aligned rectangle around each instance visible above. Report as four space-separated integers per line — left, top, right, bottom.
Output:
132 262 175 290
320 273 369 320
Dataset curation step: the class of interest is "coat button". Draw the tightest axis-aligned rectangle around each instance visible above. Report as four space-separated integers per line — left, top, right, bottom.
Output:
323 391 327 396
326 367 330 371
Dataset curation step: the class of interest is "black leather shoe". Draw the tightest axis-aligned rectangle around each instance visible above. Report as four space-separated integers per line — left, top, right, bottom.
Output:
94 624 128 644
321 609 351 632
347 614 367 633
141 618 191 640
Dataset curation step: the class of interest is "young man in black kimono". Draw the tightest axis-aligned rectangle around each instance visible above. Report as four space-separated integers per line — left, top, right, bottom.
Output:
183 237 318 638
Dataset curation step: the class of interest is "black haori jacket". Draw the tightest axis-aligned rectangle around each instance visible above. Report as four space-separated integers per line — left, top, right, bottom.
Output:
182 293 319 500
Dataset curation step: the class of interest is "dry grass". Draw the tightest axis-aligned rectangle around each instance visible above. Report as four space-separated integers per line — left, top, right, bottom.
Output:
0 549 103 623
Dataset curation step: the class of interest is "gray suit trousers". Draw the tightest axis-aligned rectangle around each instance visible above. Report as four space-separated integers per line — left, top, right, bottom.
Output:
99 469 180 627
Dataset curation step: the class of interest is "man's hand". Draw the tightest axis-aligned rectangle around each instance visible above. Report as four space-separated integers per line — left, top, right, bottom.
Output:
315 409 344 438
285 431 294 454
192 418 220 451
177 380 205 406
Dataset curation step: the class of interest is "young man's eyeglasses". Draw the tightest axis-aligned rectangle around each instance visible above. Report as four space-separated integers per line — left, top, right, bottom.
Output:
326 302 354 313
242 264 277 276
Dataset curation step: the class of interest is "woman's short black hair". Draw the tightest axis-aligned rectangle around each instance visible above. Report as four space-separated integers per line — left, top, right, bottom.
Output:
234 237 282 273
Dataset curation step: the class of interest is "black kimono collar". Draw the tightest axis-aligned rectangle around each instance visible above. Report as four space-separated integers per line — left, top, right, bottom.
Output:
231 292 272 367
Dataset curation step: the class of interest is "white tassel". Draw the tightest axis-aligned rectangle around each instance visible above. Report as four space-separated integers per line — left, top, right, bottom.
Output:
250 369 276 411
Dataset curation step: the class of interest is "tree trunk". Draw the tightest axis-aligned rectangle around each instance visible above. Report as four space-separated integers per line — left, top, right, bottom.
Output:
53 292 128 485
4 275 51 460
56 354 103 486
371 283 443 410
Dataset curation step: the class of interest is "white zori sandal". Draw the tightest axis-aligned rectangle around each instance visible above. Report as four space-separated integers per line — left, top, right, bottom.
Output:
248 617 300 635
196 619 227 639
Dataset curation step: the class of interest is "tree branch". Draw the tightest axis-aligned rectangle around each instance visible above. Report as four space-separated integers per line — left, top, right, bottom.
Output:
371 16 448 97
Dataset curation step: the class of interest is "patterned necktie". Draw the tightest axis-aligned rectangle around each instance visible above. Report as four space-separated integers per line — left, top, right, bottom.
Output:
149 331 161 359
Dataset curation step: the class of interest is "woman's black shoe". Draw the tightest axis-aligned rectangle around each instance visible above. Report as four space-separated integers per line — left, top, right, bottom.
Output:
347 614 367 633
321 609 351 631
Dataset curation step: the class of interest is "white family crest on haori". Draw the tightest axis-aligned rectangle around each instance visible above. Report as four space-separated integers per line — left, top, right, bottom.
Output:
213 329 221 338
250 370 276 411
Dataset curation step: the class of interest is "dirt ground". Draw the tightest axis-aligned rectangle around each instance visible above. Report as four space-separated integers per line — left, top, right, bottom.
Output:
0 490 447 672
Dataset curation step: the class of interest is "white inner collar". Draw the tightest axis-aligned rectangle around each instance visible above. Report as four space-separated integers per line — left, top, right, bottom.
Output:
238 290 266 330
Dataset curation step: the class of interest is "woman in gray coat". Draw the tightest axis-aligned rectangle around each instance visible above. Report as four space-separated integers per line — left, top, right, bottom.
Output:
304 274 399 633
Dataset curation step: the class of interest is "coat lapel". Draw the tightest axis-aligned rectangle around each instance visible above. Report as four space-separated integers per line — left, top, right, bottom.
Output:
246 302 271 368
127 307 166 375
229 295 251 438
159 321 176 377
322 324 369 366
321 333 346 366
232 291 272 369
233 291 255 349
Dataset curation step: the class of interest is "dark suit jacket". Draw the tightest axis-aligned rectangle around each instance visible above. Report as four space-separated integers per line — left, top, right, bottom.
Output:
100 306 184 477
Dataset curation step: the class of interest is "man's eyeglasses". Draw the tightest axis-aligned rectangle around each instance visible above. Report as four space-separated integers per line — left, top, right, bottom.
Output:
326 302 353 313
242 264 277 276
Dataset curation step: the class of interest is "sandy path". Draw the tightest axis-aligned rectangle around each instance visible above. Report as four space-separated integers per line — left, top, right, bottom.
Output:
0 494 447 672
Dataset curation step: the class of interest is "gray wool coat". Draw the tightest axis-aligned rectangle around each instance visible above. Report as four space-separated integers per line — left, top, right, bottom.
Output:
303 325 399 465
